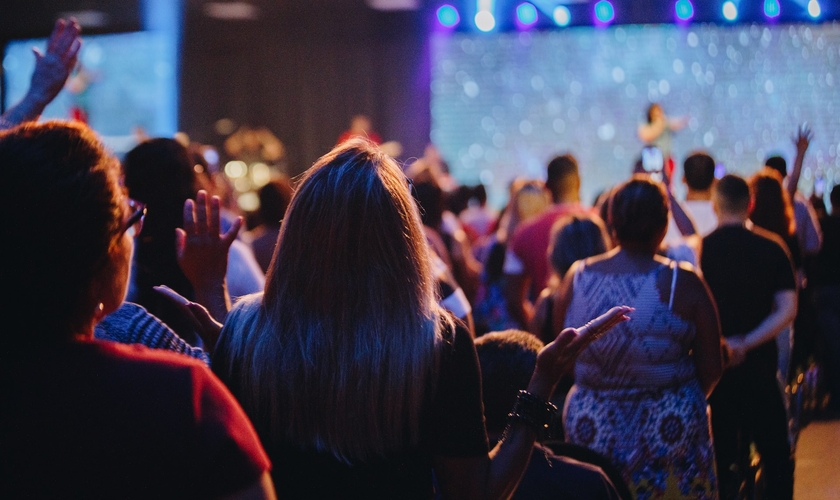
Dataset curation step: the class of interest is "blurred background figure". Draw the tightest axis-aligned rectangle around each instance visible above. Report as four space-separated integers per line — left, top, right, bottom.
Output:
245 178 294 273
337 114 381 145
637 103 688 185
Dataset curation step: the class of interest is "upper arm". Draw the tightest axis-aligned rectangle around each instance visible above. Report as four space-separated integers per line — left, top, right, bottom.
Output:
773 289 798 324
551 261 578 337
683 269 722 397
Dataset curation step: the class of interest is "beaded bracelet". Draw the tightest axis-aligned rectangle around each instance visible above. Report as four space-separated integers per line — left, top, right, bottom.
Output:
504 390 558 441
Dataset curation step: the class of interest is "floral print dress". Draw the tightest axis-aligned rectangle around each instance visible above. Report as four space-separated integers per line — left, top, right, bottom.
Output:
563 262 718 500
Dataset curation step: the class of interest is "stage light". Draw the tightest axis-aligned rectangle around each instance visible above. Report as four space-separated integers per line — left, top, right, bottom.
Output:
516 3 538 26
675 0 694 21
553 6 571 26
475 10 496 31
808 0 821 18
437 5 460 27
764 0 780 18
722 1 738 21
594 1 615 24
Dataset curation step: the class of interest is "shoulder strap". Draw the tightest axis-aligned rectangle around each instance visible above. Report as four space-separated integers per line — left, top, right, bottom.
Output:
669 260 678 310
573 260 586 290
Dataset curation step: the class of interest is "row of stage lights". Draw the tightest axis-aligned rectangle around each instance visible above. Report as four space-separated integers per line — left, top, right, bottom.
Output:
436 0 824 31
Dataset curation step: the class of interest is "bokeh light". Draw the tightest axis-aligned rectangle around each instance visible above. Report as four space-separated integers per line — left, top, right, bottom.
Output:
553 6 571 26
437 5 460 28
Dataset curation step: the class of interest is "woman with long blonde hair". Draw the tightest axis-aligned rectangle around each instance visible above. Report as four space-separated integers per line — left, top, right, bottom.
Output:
210 139 630 499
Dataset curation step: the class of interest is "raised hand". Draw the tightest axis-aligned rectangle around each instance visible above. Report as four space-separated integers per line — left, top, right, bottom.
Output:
29 18 82 106
176 190 242 324
793 123 812 155
153 285 223 353
530 306 633 398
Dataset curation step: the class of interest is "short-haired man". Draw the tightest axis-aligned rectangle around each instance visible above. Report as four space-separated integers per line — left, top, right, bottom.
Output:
682 152 717 237
503 154 585 328
701 175 797 500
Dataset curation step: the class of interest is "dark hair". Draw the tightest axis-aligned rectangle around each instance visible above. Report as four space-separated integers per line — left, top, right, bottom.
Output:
646 103 661 123
474 330 544 434
546 154 580 202
609 175 669 249
412 178 444 228
258 178 293 227
831 184 840 212
749 168 795 238
683 152 716 191
122 138 199 328
765 156 787 178
549 214 610 277
0 121 121 339
713 174 750 214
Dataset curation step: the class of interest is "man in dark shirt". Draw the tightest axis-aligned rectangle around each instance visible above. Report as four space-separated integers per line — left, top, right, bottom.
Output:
814 185 840 413
700 175 797 500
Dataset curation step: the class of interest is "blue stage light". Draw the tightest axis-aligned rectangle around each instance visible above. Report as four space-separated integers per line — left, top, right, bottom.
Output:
594 1 615 24
722 1 738 21
475 10 496 31
764 0 780 18
437 5 460 27
516 3 538 26
675 0 694 21
553 6 571 26
808 0 821 18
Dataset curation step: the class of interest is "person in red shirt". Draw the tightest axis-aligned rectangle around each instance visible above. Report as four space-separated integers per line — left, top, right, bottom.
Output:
0 121 275 499
503 154 587 328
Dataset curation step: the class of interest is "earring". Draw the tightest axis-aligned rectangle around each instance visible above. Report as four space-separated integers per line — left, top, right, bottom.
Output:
94 302 105 320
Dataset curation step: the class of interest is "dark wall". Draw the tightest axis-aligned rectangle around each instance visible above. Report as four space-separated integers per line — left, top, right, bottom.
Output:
179 3 431 176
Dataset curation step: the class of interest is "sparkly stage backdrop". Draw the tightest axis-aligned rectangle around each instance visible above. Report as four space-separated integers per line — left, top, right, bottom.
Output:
431 23 840 208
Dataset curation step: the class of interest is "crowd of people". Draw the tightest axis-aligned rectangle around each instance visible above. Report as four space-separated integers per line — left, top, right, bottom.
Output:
2 18 839 500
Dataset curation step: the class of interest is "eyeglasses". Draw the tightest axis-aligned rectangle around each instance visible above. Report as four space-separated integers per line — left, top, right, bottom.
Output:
122 199 146 238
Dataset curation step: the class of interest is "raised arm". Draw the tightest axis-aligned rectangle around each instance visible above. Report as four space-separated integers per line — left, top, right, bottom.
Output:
434 306 632 500
0 19 81 129
176 190 242 330
786 124 812 201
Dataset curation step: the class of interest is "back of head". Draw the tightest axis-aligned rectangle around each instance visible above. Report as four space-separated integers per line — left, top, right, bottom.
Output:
546 154 580 203
549 214 610 277
0 121 120 340
257 178 293 227
765 156 787 179
255 138 441 462
475 330 543 434
609 175 669 250
713 174 750 216
123 138 197 235
412 177 444 228
683 152 716 191
749 168 794 237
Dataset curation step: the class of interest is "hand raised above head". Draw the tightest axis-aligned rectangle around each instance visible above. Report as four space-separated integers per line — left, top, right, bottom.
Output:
530 306 633 398
793 123 813 154
29 18 82 104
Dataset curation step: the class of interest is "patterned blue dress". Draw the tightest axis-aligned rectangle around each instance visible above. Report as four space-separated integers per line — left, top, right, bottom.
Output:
563 261 718 500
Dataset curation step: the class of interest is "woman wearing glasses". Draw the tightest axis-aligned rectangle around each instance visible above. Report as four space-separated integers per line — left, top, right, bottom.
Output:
0 121 275 498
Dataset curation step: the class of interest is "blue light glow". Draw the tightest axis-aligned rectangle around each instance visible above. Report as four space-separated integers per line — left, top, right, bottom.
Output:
553 6 571 26
437 5 460 27
764 0 780 18
594 1 615 24
723 1 738 21
808 0 821 18
675 0 694 21
516 3 538 26
475 10 496 32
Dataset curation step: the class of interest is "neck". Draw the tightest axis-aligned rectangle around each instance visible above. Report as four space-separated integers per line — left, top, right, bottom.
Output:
686 189 712 201
717 211 748 227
